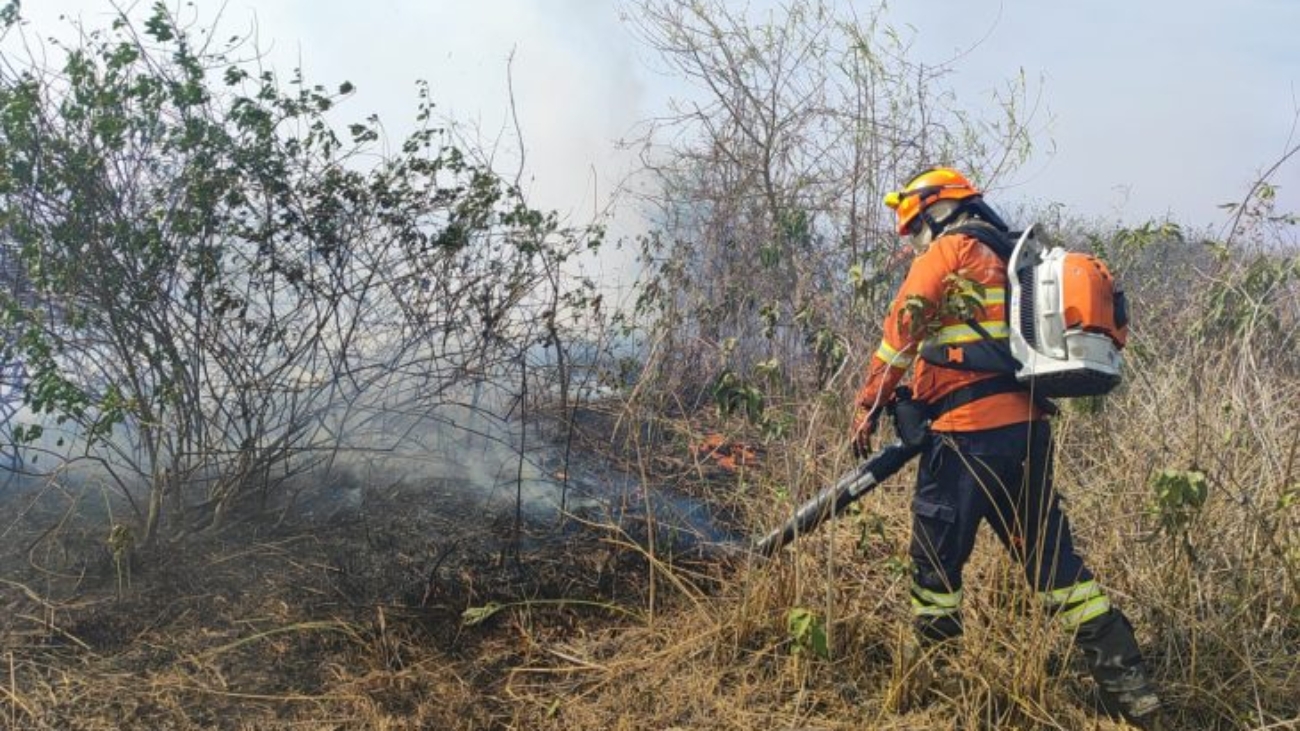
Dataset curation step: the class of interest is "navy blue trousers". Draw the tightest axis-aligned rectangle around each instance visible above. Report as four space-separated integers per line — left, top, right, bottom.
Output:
909 420 1093 638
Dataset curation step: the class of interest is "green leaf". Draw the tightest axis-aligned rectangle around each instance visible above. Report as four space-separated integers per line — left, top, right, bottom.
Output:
224 66 250 86
143 5 175 42
786 607 829 660
1148 468 1208 536
461 602 503 627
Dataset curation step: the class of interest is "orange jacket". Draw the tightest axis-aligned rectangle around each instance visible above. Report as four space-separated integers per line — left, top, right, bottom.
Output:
854 229 1042 432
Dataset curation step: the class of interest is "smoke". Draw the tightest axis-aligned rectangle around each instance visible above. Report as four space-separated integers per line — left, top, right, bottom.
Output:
0 0 723 549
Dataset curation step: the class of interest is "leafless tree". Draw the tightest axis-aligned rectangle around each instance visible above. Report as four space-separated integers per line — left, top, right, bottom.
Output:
622 0 1038 410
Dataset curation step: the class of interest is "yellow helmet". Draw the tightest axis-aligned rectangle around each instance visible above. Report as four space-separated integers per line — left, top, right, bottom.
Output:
883 167 982 235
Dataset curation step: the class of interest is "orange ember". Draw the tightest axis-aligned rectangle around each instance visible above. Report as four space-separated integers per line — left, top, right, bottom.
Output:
693 433 761 472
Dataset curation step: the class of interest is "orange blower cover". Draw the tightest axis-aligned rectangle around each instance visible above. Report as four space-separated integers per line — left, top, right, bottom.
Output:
1060 253 1127 347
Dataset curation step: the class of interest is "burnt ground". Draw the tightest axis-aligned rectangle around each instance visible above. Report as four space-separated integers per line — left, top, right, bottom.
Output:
0 417 745 731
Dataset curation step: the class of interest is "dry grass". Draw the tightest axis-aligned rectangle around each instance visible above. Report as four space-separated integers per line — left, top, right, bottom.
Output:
491 319 1298 730
1 320 1297 730
0 478 641 730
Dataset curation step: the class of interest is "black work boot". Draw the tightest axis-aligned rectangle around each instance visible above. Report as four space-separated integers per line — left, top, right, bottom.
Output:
1074 609 1162 727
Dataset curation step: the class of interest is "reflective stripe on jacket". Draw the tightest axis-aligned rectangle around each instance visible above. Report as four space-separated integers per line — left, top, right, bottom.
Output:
854 229 1041 432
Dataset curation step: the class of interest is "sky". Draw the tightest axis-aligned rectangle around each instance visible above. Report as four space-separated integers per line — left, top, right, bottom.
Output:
886 1 1300 234
7 0 1299 243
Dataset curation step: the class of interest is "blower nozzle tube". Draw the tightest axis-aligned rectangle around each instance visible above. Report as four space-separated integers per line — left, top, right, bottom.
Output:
754 441 920 557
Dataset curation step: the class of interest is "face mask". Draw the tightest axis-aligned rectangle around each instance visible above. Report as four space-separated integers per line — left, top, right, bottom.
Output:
907 224 936 254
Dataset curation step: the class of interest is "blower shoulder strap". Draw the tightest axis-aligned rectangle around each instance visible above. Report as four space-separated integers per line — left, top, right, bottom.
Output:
941 223 1023 374
948 224 1018 262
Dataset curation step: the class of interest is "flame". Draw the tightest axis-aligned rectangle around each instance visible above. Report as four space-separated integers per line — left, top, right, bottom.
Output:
693 433 760 472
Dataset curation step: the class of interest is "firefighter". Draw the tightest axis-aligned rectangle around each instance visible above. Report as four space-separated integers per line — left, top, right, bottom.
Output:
851 167 1161 726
